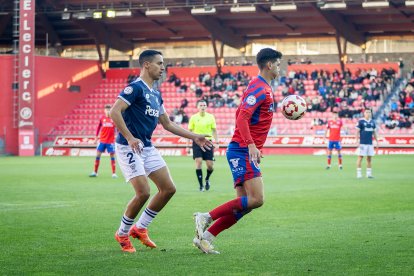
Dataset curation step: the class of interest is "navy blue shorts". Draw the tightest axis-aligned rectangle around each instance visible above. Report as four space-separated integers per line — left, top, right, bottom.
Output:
226 142 261 187
328 141 342 150
97 142 115 153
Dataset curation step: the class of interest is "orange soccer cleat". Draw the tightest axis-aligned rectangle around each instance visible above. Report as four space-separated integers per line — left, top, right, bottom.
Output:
115 231 136 253
129 225 157 248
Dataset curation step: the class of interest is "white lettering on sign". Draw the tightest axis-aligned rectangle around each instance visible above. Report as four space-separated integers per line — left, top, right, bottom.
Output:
23 0 31 10
22 92 31 101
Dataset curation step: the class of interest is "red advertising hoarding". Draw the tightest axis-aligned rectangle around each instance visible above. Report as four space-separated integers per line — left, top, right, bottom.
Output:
42 135 414 156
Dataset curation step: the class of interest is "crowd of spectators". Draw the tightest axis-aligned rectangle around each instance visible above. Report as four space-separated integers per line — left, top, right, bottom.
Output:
280 67 396 119
167 70 250 110
382 80 414 129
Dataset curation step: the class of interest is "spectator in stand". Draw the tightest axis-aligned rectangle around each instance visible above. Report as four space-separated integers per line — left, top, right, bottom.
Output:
390 101 399 112
174 77 182 87
180 98 189 109
189 82 196 92
398 57 404 70
89 104 117 178
327 94 336 112
168 73 177 83
178 83 188 93
199 72 205 82
399 90 407 109
195 86 203 98
203 72 212 87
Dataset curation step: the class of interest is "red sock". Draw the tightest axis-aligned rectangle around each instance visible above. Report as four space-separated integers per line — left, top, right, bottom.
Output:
338 157 342 165
327 156 332 165
111 158 116 173
207 215 238 237
209 197 243 220
94 158 100 173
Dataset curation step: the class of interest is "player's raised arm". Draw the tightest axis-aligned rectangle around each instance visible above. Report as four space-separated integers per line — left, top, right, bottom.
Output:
109 99 143 154
158 112 213 151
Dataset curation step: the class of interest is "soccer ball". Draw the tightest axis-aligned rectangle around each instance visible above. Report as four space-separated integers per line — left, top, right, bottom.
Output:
281 95 307 120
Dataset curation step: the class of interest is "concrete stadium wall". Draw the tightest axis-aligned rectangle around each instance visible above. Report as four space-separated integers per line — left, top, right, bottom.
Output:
0 56 102 155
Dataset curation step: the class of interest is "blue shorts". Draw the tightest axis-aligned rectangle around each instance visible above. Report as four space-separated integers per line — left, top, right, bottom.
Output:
97 142 115 153
328 141 342 150
226 142 261 187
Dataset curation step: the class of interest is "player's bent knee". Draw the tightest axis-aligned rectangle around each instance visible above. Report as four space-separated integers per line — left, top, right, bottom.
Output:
249 197 264 209
160 184 176 197
135 192 150 201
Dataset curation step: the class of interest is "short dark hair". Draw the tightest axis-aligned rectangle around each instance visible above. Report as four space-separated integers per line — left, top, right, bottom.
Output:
256 48 282 70
105 104 111 109
197 100 207 106
138 50 162 67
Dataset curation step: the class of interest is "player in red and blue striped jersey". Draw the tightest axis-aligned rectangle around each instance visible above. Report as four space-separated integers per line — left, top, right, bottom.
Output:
193 48 282 254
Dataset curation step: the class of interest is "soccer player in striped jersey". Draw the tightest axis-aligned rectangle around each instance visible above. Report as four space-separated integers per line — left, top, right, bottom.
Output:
110 50 213 253
193 48 282 254
89 104 117 178
325 112 343 170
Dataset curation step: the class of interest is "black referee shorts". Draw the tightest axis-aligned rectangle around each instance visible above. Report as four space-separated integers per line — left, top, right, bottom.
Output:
192 141 215 161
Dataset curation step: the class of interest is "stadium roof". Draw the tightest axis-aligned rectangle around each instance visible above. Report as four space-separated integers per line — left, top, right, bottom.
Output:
0 0 413 53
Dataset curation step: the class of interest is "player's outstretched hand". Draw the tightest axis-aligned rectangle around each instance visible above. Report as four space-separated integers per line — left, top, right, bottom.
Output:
128 137 144 154
194 135 213 152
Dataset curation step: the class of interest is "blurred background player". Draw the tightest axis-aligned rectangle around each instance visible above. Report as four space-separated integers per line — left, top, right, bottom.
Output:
187 100 219 191
325 111 343 170
356 109 378 179
193 48 282 254
110 50 212 253
89 104 117 178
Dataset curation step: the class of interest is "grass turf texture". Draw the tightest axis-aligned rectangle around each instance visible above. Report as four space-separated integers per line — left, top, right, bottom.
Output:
0 155 413 275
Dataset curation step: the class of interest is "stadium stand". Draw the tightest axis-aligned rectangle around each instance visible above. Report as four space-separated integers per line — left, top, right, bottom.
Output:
48 64 413 138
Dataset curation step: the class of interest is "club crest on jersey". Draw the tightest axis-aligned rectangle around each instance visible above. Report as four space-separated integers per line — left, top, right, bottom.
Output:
246 95 256 106
123 86 133 95
145 105 160 117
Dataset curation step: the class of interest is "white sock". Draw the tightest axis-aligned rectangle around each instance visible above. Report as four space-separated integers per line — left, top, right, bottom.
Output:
357 168 362 177
203 212 213 223
136 208 158 229
118 214 134 236
202 231 215 242
367 168 372 177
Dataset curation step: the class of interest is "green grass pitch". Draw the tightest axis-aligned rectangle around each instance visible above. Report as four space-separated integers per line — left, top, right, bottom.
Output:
0 154 413 275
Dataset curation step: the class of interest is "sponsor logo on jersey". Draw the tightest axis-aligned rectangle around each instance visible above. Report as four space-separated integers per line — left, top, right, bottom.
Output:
145 105 160 117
